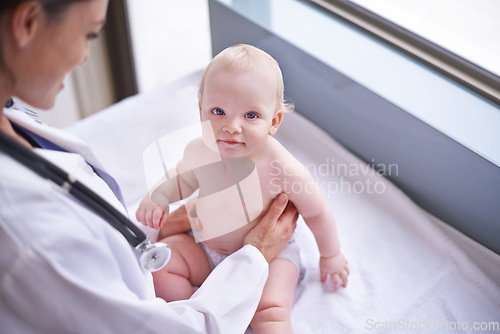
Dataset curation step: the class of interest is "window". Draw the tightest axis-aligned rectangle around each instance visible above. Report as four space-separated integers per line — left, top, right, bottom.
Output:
310 0 500 105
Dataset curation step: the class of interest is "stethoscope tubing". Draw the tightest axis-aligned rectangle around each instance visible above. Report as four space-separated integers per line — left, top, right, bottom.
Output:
0 130 147 247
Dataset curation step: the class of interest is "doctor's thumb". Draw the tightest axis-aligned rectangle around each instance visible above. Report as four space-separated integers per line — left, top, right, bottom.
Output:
244 193 297 262
266 193 289 223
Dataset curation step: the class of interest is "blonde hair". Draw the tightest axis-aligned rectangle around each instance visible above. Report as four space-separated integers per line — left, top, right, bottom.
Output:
198 44 293 114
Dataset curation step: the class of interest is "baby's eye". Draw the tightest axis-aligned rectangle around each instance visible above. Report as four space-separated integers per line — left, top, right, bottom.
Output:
245 112 258 119
211 108 225 115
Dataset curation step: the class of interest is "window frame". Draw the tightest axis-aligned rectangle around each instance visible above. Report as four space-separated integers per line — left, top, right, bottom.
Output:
308 0 500 106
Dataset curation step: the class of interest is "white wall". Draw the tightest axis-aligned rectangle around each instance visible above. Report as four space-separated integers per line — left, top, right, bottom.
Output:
126 0 212 93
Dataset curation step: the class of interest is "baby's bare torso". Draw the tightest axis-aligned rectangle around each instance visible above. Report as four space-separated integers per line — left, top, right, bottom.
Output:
187 138 285 253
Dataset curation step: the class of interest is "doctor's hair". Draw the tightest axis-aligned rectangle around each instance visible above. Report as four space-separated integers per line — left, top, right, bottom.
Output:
198 44 294 114
0 0 90 20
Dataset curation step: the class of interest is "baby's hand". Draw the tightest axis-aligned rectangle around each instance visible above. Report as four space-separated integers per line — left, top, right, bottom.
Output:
135 195 169 229
319 252 349 292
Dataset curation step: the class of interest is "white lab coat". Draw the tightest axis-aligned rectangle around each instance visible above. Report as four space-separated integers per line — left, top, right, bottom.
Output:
0 109 268 333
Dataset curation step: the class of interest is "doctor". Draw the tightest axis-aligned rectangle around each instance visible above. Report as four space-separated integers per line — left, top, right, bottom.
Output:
0 0 298 333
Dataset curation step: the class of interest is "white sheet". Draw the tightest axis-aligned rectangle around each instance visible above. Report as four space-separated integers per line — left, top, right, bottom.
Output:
68 70 500 333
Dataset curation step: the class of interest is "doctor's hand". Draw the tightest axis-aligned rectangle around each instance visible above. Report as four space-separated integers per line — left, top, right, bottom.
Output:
135 195 169 230
244 193 298 263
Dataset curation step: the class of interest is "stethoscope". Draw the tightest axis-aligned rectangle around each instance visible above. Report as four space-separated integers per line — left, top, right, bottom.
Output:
0 99 171 272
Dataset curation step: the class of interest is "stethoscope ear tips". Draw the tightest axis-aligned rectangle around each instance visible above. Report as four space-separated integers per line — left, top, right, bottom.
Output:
4 98 38 117
5 98 14 108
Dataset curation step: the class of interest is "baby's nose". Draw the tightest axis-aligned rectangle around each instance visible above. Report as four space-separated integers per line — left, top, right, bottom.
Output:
223 119 242 134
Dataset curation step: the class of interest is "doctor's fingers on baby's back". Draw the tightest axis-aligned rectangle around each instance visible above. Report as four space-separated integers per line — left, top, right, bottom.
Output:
265 193 298 235
279 200 298 233
244 193 297 261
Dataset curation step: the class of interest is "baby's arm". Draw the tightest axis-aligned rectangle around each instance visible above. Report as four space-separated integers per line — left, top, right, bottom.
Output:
136 141 200 229
303 206 349 291
136 166 197 229
279 158 349 291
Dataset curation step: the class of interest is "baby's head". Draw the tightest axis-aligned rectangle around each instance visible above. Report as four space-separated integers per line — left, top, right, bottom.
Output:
198 44 292 159
199 44 292 116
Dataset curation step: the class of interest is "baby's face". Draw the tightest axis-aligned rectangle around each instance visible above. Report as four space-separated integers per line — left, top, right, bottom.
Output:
200 64 282 159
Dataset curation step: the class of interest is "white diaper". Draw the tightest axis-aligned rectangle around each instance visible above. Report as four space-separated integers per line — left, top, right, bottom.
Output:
197 233 306 281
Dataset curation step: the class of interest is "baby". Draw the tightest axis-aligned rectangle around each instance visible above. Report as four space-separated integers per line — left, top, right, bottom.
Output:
136 44 349 333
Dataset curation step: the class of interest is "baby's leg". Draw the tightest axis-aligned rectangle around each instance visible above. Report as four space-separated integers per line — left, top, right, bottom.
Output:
250 258 299 334
153 233 211 301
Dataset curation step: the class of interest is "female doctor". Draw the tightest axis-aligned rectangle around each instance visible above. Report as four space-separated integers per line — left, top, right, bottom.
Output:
0 0 298 333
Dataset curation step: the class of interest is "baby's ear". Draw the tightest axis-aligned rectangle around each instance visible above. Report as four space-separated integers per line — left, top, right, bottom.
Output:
268 110 284 135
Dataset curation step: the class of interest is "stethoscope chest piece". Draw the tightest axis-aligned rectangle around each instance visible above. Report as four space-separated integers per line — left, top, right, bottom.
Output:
136 241 171 272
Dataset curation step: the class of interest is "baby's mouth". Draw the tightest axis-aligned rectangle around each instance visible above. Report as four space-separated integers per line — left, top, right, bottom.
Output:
220 139 242 145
